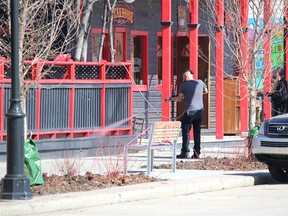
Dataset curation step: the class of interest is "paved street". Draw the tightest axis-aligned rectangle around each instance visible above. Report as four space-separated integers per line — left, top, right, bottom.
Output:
39 183 287 216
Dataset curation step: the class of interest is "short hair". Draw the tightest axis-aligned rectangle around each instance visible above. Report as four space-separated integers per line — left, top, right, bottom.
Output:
183 69 194 75
277 67 284 77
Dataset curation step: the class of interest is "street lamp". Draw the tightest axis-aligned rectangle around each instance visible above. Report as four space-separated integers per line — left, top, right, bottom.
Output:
0 0 32 200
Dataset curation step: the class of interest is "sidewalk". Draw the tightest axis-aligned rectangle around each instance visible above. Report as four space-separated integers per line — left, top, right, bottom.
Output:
0 136 274 216
0 169 273 216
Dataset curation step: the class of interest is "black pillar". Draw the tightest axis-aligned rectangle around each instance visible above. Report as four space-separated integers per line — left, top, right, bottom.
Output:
0 0 32 200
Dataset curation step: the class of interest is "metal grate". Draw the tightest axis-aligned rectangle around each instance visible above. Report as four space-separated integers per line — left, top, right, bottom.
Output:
106 66 127 79
74 87 101 128
3 86 36 131
268 123 288 137
40 87 70 130
3 87 10 131
4 65 11 79
42 66 68 79
75 65 100 79
105 86 129 126
261 141 288 147
25 88 37 130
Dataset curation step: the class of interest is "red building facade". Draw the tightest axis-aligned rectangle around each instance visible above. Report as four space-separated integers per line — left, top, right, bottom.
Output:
90 0 283 139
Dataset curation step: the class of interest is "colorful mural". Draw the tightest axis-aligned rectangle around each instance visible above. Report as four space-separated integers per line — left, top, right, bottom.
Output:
271 28 284 70
248 18 284 90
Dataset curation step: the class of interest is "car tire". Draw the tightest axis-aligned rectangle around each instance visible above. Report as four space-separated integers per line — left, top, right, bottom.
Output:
268 166 288 183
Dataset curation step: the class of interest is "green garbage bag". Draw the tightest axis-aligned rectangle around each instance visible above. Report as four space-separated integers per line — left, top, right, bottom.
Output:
24 138 44 185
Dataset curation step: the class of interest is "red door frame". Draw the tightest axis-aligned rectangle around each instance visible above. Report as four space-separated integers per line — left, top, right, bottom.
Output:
130 31 149 92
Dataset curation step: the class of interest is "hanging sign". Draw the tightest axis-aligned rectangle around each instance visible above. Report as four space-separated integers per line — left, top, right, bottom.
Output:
177 6 187 32
113 3 134 27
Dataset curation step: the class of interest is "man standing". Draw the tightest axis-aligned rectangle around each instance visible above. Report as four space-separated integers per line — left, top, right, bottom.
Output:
265 67 288 116
165 70 208 159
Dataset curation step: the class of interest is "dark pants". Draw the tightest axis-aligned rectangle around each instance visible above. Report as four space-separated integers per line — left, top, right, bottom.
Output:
181 109 203 155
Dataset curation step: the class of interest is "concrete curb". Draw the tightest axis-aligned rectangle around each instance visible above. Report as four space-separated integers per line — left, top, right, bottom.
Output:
0 171 273 216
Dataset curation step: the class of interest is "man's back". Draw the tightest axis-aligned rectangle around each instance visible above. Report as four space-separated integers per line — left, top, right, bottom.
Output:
179 80 206 112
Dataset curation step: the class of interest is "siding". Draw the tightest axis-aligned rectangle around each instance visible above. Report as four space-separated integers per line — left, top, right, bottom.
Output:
133 74 162 129
91 1 218 135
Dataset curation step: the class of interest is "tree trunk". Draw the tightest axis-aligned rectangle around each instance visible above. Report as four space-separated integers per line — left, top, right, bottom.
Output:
249 93 257 130
248 55 258 130
108 3 115 62
97 1 108 62
81 14 92 62
106 0 118 62
108 15 114 62
73 0 95 61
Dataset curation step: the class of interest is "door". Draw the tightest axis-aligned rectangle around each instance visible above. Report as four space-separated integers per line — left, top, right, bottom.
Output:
176 36 210 128
198 36 210 128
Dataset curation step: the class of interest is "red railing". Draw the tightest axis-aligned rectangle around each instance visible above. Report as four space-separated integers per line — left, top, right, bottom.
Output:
0 58 134 141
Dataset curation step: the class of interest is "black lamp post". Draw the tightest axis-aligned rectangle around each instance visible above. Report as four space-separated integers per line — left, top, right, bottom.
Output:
0 0 32 200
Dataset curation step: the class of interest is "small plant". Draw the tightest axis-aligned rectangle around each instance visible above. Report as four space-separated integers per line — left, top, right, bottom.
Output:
96 140 124 177
92 132 148 177
53 156 84 177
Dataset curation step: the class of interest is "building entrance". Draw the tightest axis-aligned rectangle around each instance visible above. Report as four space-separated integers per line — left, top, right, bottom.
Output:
176 35 210 128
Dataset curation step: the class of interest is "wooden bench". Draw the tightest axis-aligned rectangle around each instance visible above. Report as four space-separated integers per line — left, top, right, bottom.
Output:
123 121 181 175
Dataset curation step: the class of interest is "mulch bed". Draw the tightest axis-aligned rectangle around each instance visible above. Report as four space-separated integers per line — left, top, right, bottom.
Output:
28 156 267 196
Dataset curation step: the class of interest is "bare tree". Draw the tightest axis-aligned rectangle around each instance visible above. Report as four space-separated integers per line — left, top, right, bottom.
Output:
73 0 98 61
107 0 118 62
200 0 287 129
96 0 108 62
0 0 80 136
74 0 118 62
0 0 80 91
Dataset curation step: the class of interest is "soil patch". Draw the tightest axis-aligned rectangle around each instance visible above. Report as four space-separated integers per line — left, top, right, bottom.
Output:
28 156 267 196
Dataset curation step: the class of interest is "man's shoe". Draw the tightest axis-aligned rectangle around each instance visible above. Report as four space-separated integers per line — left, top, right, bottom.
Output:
191 151 200 159
176 153 189 159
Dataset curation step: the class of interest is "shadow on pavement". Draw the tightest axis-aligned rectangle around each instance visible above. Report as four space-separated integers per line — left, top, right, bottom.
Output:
227 172 279 185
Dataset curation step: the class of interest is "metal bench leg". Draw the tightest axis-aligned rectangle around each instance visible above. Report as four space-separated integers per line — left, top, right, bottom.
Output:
147 147 152 175
151 149 154 172
172 142 176 172
123 146 128 174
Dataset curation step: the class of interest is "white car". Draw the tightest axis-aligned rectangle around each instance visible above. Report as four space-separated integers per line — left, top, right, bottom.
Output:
252 114 288 183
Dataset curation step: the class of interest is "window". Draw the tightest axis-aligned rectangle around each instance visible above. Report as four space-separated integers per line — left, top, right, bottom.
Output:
157 35 163 85
130 31 148 91
115 32 124 61
115 28 127 62
91 28 126 62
